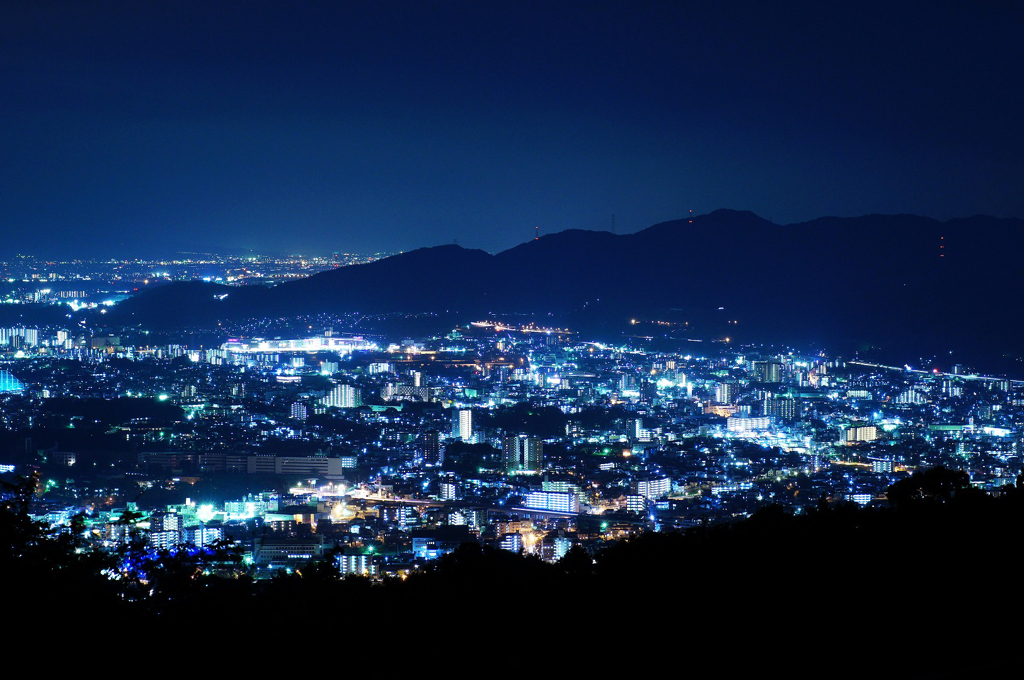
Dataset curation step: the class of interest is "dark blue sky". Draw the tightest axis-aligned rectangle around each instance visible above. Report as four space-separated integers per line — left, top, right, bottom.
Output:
3 1 1022 257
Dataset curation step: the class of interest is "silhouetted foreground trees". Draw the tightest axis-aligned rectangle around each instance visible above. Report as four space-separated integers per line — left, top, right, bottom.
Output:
3 467 1020 675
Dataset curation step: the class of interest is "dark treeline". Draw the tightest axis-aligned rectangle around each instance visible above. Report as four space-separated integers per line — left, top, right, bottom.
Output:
3 467 1020 675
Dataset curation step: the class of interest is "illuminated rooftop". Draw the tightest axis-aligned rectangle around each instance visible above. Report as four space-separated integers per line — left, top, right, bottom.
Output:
0 369 24 393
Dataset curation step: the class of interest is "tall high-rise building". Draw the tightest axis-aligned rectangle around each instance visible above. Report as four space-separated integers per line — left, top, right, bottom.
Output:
841 424 878 444
341 384 361 408
454 409 473 442
439 475 458 500
636 477 672 500
502 435 543 474
715 382 738 404
752 361 783 383
522 490 578 513
764 395 798 421
499 532 523 553
1 327 39 348
323 384 361 408
422 430 442 465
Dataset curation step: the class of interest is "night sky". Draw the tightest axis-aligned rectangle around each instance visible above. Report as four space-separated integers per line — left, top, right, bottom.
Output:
3 1 1022 258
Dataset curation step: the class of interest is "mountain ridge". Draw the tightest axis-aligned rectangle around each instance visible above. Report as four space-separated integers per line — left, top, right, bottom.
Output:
110 209 1024 369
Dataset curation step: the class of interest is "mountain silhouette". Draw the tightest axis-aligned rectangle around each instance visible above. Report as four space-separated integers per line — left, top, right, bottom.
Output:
110 209 1024 368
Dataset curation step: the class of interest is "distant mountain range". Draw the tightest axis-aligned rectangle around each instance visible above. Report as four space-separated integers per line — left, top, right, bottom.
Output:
111 209 1024 369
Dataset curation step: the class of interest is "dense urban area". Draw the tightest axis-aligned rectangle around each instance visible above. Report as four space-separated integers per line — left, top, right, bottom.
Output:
0 251 389 308
7 3 1022 673
3 255 1022 675
3 259 1021 578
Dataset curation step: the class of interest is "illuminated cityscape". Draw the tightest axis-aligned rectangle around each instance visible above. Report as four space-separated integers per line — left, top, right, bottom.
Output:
3 312 1023 568
6 245 1021 670
3 2 1022 673
0 252 390 308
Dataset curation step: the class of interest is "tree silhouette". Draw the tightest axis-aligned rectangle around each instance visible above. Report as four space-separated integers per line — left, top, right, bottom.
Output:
887 465 971 508
1 472 121 623
558 544 593 578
